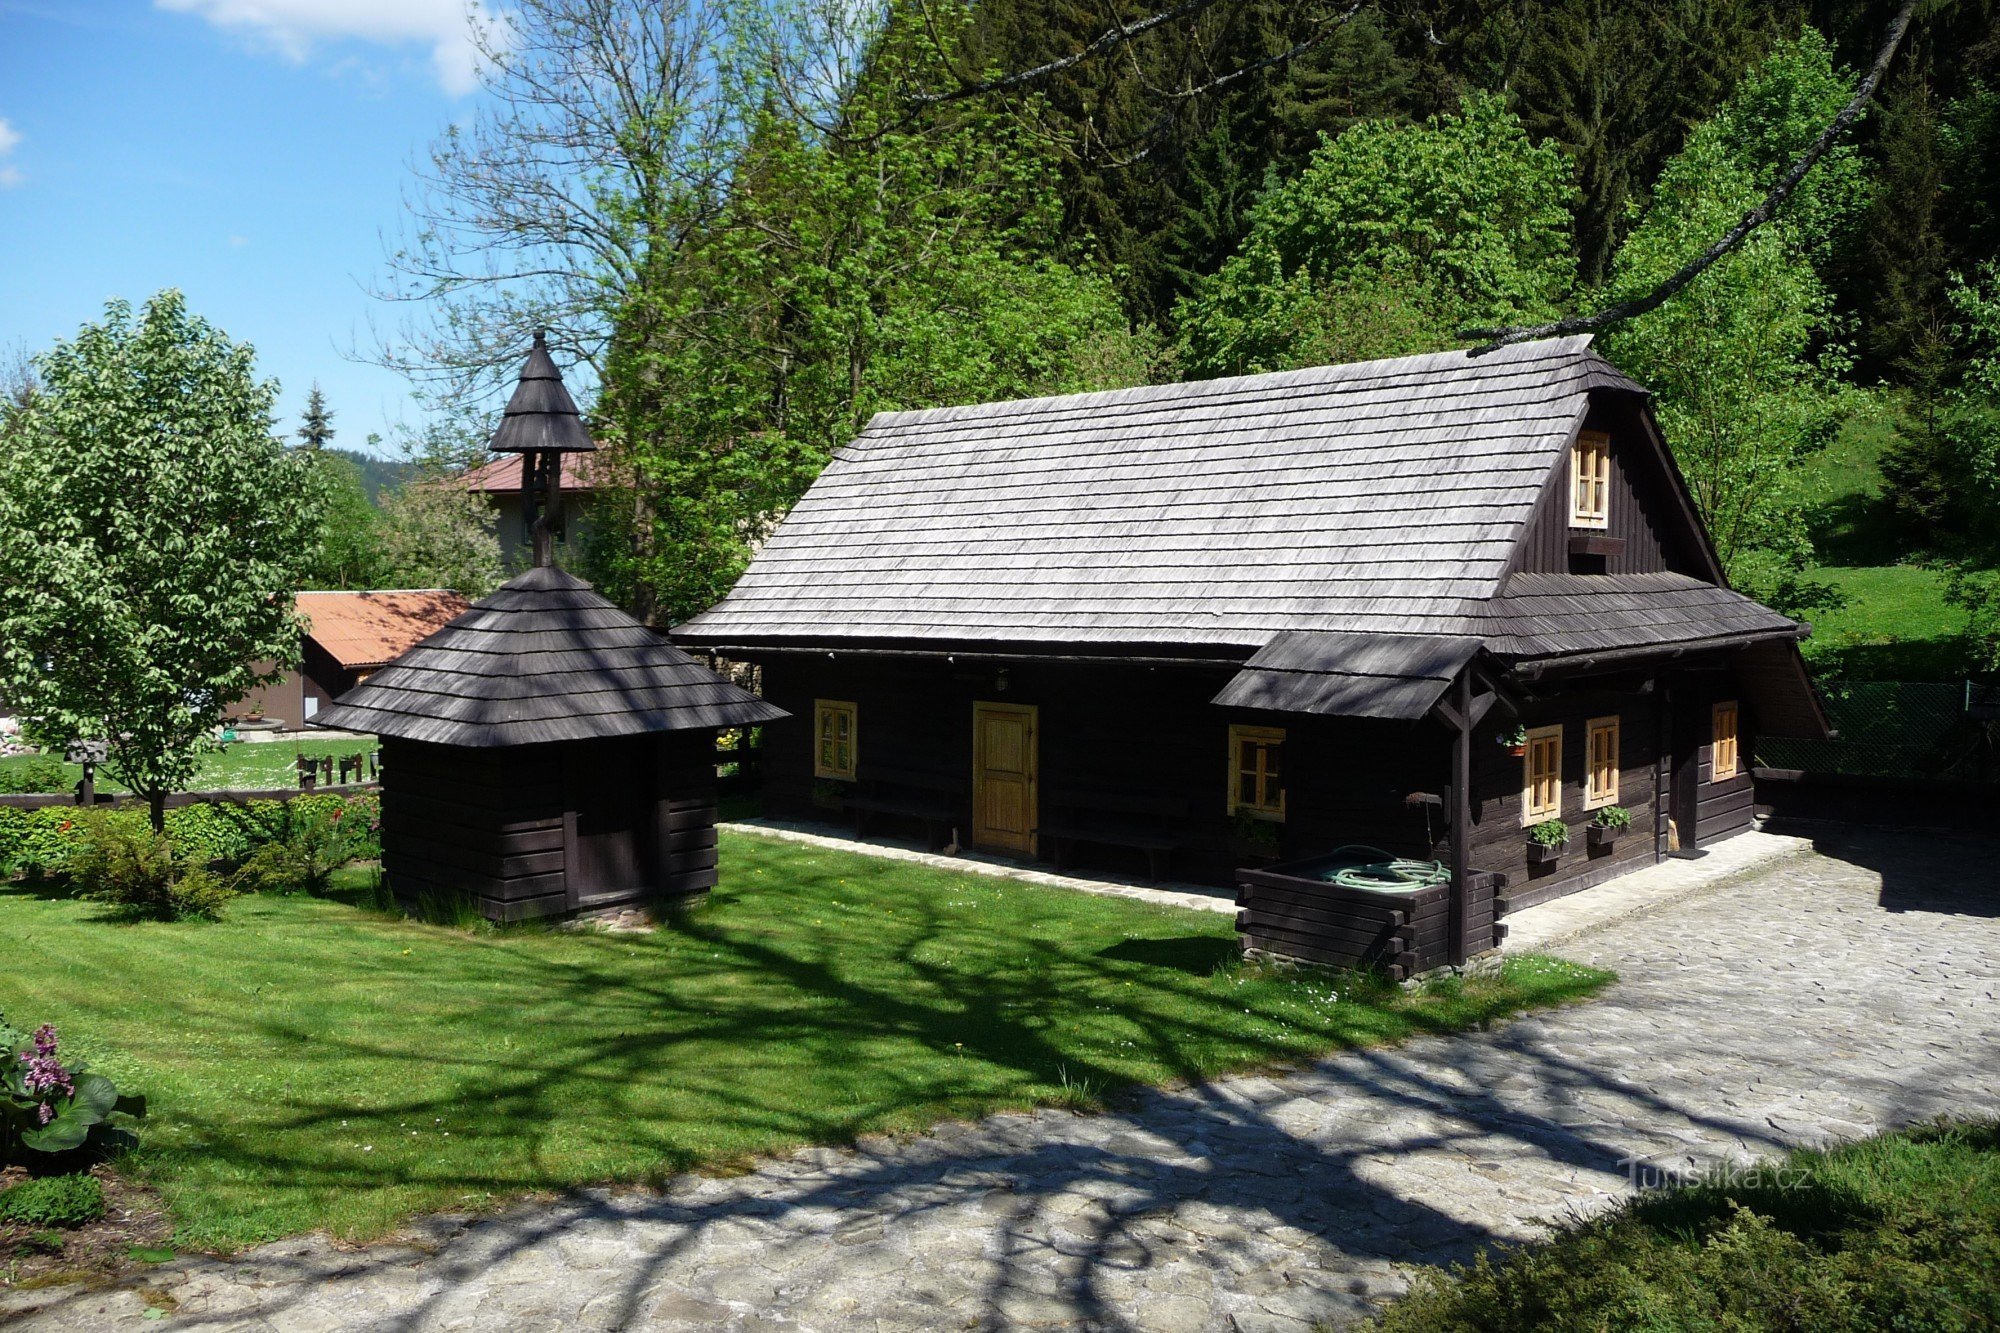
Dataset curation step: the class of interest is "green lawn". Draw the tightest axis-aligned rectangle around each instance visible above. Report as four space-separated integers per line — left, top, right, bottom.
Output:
0 738 371 795
1786 397 1980 681
0 831 1608 1250
1376 1119 2000 1330
1799 563 1971 680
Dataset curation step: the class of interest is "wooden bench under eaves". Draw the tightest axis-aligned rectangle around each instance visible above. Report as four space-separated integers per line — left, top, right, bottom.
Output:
1040 789 1189 882
845 766 965 850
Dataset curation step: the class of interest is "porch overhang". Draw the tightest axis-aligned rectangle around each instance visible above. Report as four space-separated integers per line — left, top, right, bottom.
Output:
1210 631 1484 720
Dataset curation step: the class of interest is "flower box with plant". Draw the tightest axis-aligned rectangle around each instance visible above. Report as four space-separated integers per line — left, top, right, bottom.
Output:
1229 809 1282 861
1588 804 1632 848
811 777 851 809
1499 724 1529 757
1526 818 1569 865
1 1015 145 1164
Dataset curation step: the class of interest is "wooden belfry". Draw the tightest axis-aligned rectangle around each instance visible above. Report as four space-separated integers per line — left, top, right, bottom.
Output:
312 333 785 921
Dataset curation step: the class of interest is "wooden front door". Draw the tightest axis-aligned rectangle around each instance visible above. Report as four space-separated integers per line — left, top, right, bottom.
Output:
972 702 1038 856
563 738 657 907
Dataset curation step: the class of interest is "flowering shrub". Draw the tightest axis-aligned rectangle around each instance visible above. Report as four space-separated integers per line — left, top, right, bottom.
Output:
0 1014 144 1161
229 795 371 897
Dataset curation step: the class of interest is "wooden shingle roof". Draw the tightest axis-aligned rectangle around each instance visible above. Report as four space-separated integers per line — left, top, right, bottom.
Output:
487 331 597 454
1210 631 1482 720
310 567 784 747
677 336 1632 651
1466 573 1803 660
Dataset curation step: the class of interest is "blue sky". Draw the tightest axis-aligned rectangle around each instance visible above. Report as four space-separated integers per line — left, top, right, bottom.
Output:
0 0 495 455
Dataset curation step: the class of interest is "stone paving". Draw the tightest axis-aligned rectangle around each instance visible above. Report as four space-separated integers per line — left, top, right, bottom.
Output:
7 826 1995 1332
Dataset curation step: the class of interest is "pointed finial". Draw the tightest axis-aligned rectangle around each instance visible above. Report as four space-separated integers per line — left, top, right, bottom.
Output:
532 327 548 349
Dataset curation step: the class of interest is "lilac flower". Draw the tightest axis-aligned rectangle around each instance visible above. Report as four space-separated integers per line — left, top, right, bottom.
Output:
20 1024 74 1112
22 1052 73 1101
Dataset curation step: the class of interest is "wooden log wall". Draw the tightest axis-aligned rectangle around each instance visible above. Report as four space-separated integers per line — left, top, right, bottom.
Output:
654 732 722 901
1510 401 1707 578
757 655 1453 885
379 737 569 921
1467 679 1664 914
1679 677 1758 848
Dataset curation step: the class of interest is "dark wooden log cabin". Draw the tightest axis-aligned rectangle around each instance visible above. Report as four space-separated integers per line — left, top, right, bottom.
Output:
674 337 1829 965
313 334 784 922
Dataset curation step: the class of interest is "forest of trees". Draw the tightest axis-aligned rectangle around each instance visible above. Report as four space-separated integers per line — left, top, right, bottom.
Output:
354 0 1998 675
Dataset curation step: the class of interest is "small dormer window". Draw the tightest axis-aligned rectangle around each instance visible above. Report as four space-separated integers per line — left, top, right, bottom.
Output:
1571 430 1611 529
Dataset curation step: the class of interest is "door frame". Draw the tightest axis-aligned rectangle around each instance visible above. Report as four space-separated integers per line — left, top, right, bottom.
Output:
971 700 1038 856
561 737 659 909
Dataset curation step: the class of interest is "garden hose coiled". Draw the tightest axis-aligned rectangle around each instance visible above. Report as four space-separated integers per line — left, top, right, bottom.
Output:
1318 845 1452 891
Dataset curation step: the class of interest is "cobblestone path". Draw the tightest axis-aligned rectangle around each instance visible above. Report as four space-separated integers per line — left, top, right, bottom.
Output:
7 828 1995 1332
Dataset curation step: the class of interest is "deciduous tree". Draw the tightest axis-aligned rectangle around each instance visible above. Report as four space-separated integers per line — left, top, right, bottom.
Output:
1173 93 1577 377
0 292 326 829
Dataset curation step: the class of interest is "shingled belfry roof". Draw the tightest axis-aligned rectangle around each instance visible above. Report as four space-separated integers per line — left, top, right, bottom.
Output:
675 336 1676 652
487 330 597 454
311 566 784 747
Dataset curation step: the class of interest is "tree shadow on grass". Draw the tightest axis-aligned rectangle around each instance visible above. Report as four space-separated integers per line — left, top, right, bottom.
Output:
1094 935 1240 975
23 829 1996 1331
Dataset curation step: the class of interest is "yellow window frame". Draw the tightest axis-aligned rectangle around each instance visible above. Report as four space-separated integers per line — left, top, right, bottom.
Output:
1522 724 1563 824
1712 701 1740 780
1571 430 1612 529
1227 724 1286 821
1585 715 1620 809
814 699 857 781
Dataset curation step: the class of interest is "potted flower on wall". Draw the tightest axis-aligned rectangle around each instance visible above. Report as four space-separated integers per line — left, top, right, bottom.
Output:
1500 724 1528 757
1589 805 1632 849
1526 818 1569 866
1230 810 1283 864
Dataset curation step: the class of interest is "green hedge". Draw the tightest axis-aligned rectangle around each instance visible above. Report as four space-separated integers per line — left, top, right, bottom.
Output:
0 792 380 876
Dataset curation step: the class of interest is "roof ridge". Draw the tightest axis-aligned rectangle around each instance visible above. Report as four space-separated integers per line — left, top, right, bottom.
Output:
861 336 1595 434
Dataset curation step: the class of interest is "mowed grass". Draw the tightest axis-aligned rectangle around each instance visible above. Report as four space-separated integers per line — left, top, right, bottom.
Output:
1799 564 1970 679
0 738 370 794
1793 396 1978 680
0 831 1608 1250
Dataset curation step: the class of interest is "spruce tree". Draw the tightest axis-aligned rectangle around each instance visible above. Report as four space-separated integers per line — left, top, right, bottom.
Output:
297 383 336 450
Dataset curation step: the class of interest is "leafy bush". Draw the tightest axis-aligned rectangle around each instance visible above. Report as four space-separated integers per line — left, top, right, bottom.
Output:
0 756 73 795
230 795 368 896
0 1015 145 1162
67 811 236 921
1527 819 1570 847
0 794 380 877
1375 1119 2000 1333
0 1173 105 1228
1591 805 1633 830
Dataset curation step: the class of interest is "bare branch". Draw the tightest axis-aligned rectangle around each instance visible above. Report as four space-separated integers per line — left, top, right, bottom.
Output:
1465 0 1919 352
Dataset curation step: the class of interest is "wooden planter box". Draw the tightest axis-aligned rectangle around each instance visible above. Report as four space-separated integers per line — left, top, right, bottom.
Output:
1587 824 1621 849
1237 856 1505 979
1526 840 1566 867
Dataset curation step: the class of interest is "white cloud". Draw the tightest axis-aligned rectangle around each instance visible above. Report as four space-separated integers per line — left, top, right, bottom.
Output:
155 0 499 96
0 118 21 188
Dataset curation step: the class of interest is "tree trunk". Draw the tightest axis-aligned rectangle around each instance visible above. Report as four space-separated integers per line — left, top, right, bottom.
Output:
147 790 166 834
